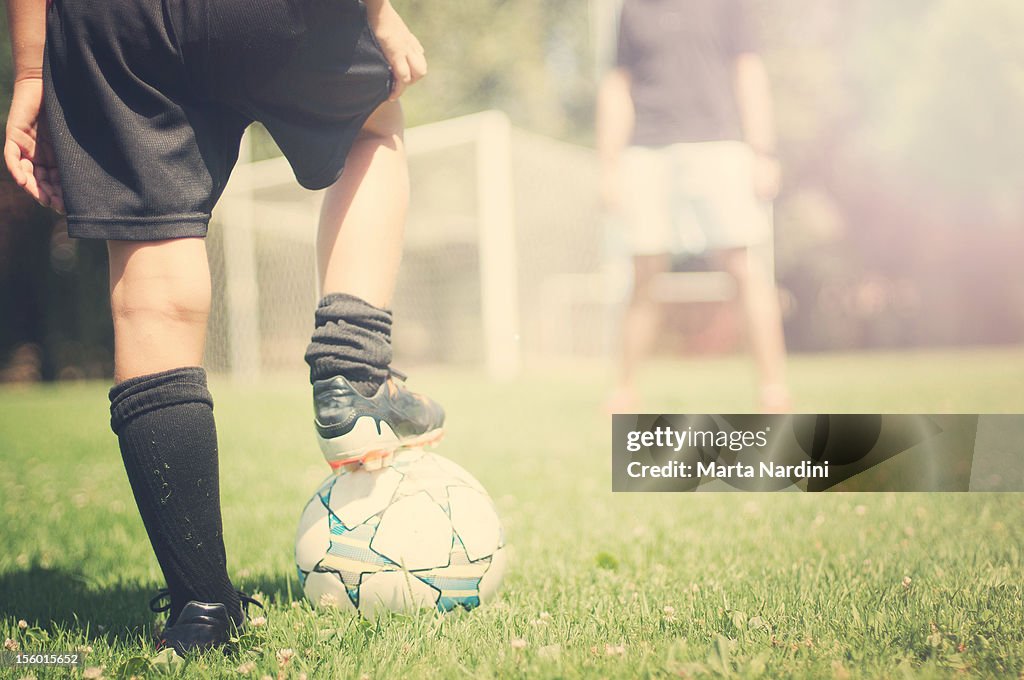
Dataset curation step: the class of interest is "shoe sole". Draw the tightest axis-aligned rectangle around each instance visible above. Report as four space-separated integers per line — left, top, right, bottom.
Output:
320 423 445 472
158 622 230 655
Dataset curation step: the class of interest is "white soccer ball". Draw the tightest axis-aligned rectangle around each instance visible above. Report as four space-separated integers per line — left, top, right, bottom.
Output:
295 449 507 618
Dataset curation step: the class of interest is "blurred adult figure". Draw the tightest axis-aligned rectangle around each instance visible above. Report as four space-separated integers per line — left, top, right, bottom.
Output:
597 0 790 412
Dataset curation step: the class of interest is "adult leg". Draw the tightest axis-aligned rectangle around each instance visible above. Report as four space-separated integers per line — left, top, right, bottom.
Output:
107 238 241 626
717 247 790 412
609 253 671 412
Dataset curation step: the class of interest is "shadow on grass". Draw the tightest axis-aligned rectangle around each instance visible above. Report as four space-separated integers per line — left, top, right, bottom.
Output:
0 566 301 642
237 572 302 608
0 565 159 642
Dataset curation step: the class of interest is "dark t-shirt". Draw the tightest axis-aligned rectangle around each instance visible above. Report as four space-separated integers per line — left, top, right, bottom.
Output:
616 0 757 146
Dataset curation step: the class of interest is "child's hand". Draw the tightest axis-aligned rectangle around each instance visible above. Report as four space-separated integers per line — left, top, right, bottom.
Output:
366 2 427 101
4 78 64 214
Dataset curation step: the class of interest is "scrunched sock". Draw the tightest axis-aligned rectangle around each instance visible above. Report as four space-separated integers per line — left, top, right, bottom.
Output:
304 293 392 396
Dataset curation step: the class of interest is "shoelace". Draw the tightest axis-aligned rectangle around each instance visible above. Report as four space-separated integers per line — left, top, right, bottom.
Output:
148 589 265 617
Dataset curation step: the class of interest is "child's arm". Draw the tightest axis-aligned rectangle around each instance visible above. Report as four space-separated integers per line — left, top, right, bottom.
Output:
363 0 427 101
4 0 63 212
7 0 45 80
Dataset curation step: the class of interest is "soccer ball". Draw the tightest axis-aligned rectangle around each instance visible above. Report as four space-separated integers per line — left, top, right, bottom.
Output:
294 448 507 618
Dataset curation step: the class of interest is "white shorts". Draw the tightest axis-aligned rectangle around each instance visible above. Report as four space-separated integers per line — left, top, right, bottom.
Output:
620 141 770 255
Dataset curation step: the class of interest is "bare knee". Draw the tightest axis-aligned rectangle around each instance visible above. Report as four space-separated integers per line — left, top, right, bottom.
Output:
630 254 669 305
357 100 405 143
108 239 211 327
106 240 212 380
716 248 745 278
110 284 210 329
719 250 781 309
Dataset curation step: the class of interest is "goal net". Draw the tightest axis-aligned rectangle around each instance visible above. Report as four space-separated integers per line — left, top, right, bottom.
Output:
205 111 610 381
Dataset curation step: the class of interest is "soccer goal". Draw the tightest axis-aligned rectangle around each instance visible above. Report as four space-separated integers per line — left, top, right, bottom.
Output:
209 111 607 381
207 110 617 381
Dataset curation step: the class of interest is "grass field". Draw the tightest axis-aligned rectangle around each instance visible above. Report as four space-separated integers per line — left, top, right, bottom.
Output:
2 347 1024 679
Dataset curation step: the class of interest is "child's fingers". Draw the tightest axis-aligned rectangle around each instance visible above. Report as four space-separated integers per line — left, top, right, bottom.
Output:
50 189 66 215
408 50 427 83
34 168 53 208
4 139 29 187
389 57 412 100
8 126 37 163
39 174 66 214
21 165 42 202
31 161 66 213
47 166 63 196
388 45 427 101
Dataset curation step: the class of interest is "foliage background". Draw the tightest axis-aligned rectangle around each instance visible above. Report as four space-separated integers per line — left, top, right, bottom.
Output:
2 0 1023 378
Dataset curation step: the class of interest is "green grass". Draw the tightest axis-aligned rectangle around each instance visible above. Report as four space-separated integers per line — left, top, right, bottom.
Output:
2 347 1024 679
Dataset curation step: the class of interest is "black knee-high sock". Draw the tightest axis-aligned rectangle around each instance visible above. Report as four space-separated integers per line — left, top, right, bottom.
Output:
304 293 392 395
109 367 241 625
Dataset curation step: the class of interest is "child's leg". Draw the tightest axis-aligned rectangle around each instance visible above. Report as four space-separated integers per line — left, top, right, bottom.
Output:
107 238 241 626
316 100 407 310
108 239 211 381
305 101 444 468
306 101 405 395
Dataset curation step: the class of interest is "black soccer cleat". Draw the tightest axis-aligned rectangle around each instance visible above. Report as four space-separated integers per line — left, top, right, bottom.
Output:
313 369 445 471
151 590 263 655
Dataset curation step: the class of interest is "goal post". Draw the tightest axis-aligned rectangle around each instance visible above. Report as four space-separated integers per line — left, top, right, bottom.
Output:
405 111 521 380
209 111 522 381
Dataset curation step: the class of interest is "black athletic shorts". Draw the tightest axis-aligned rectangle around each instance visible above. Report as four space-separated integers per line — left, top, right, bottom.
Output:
43 0 393 240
